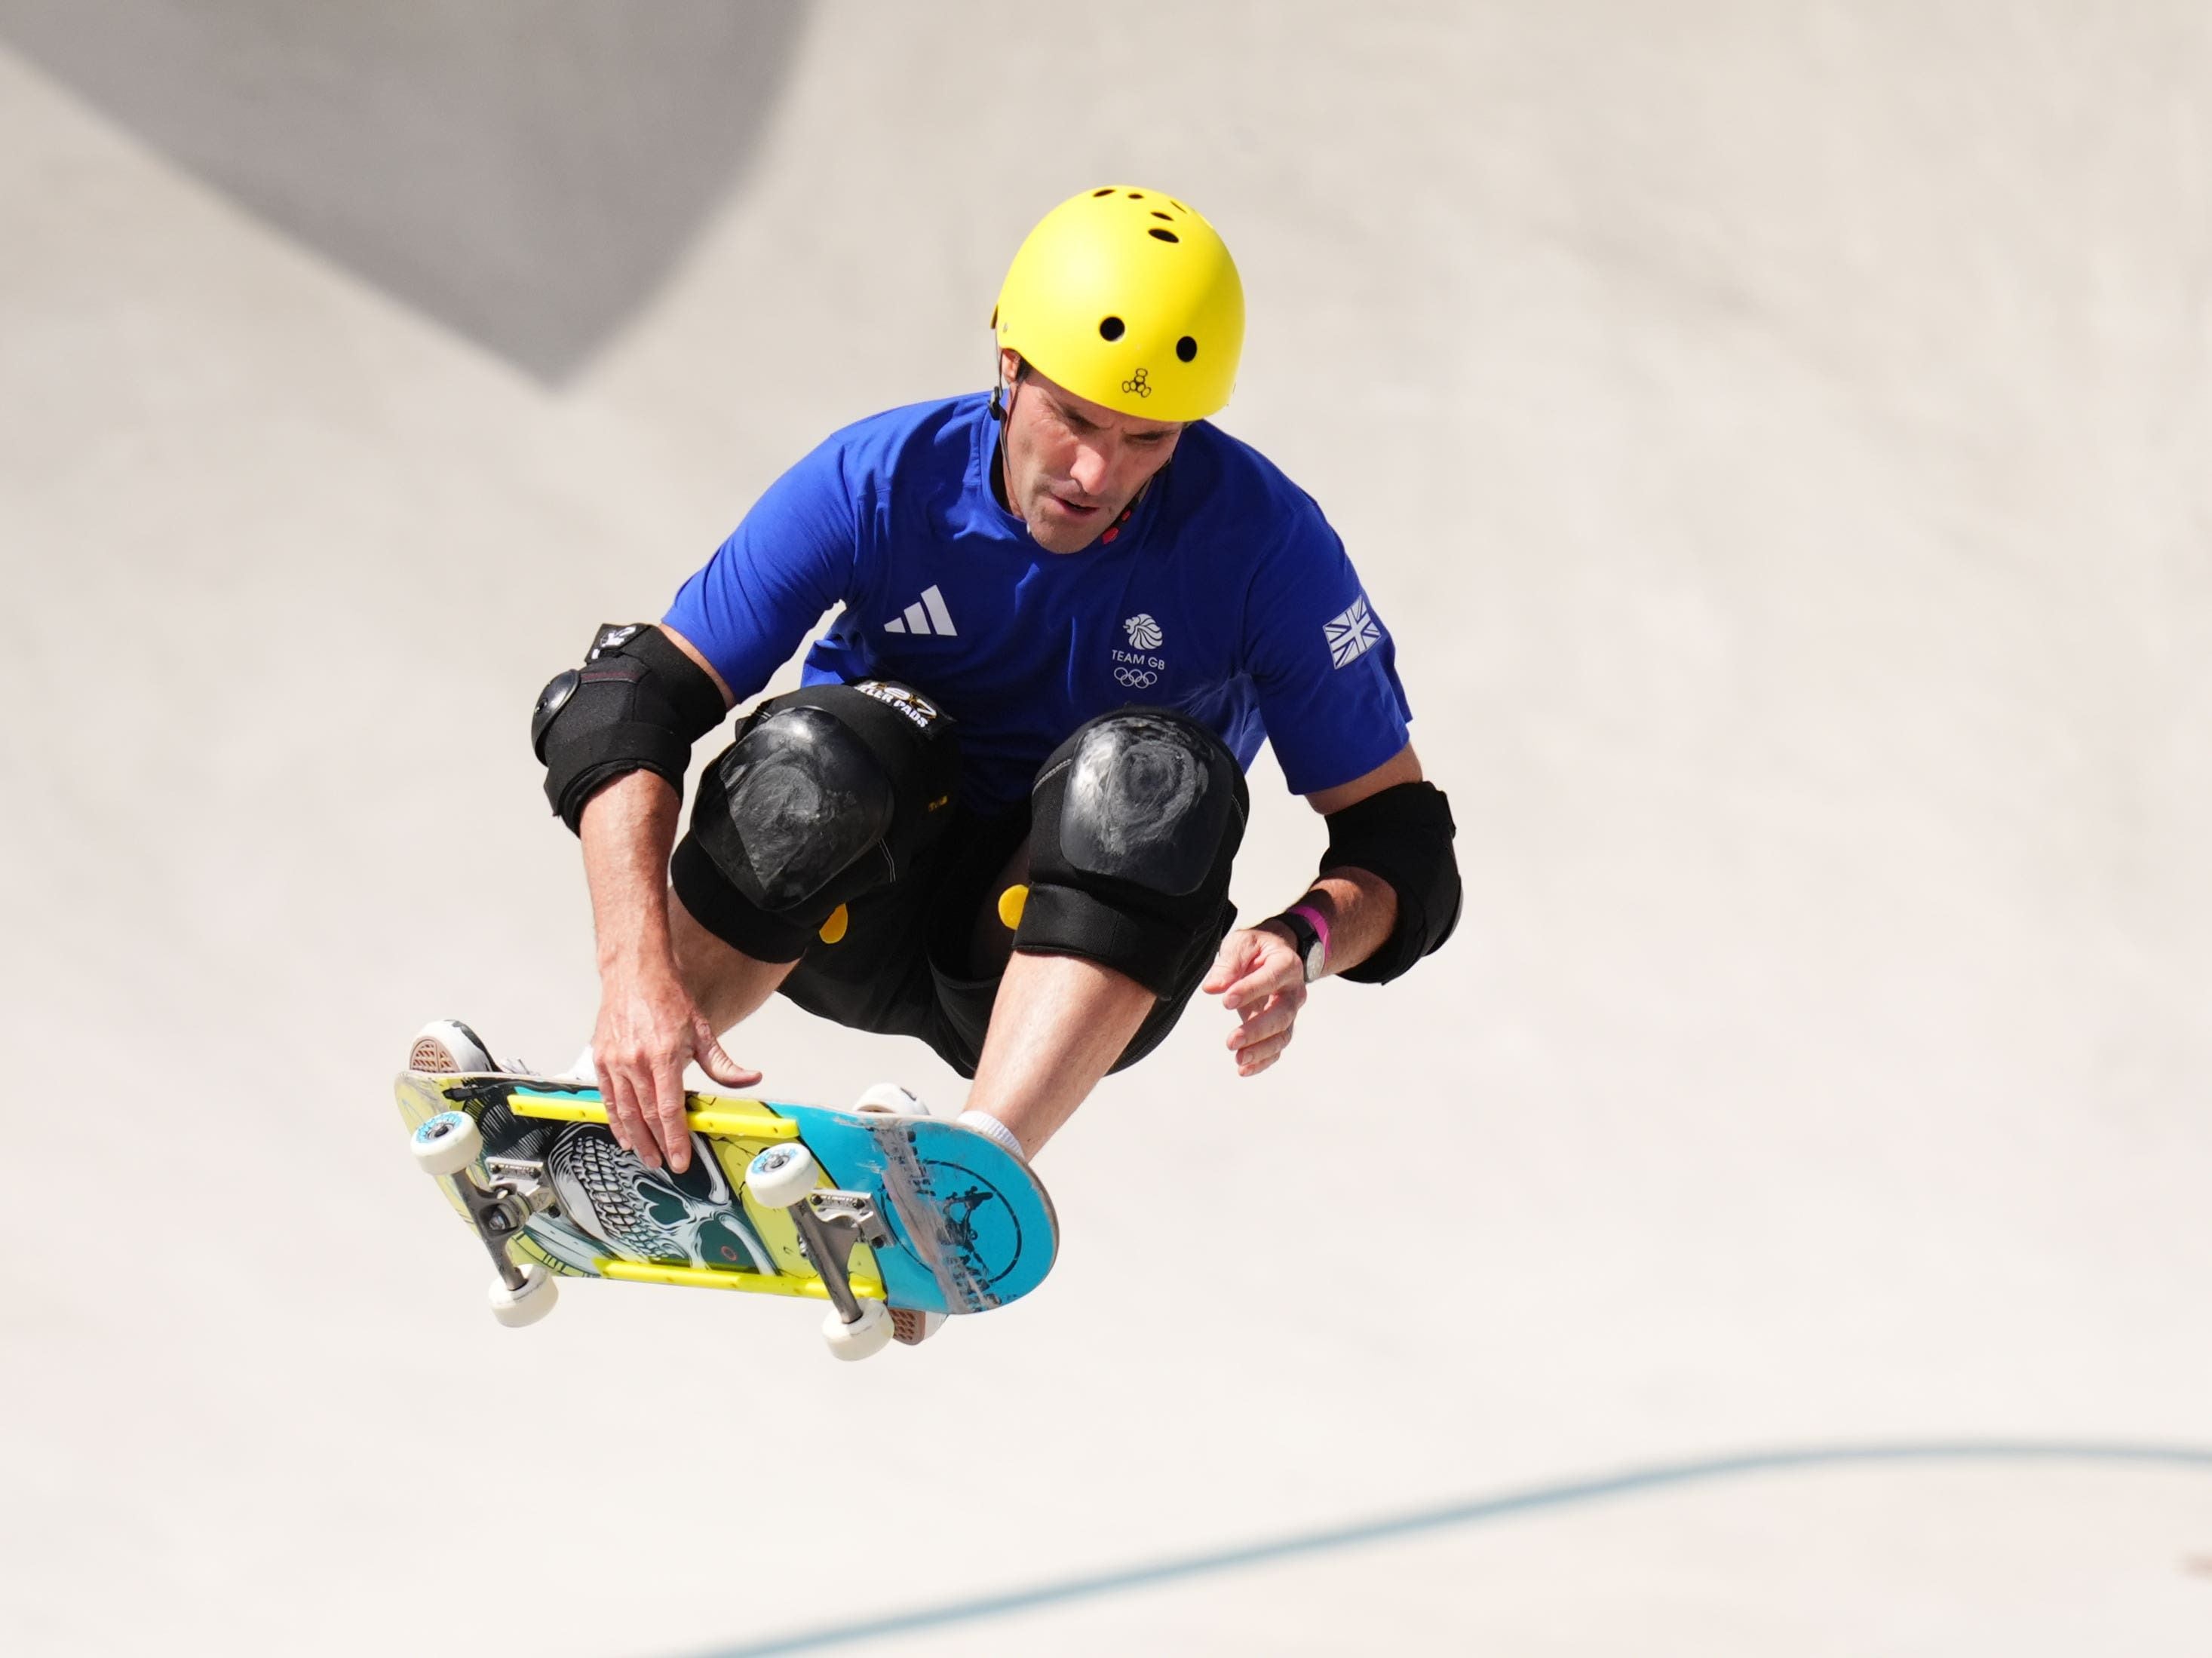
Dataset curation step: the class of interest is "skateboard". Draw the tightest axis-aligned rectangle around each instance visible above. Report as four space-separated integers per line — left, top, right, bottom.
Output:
396 1069 1057 1360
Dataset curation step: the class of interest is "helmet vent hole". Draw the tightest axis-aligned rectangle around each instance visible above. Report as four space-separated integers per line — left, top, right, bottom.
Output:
1098 316 1126 342
1170 200 1189 213
1177 336 1198 362
1127 191 1144 198
1148 228 1180 244
1092 187 1115 197
1151 211 1173 221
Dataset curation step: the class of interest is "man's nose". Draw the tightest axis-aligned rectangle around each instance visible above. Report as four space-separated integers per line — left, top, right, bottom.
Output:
1069 441 1111 496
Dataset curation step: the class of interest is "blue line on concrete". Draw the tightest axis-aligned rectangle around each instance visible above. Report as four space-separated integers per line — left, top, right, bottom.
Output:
675 1440 2212 1657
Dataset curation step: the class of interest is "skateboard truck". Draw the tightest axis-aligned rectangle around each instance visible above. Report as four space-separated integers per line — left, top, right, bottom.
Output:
744 1143 900 1359
472 1157 562 1283
408 1111 564 1325
787 1189 891 1325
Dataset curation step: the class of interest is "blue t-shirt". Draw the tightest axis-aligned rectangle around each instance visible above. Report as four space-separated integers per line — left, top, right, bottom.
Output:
664 393 1411 817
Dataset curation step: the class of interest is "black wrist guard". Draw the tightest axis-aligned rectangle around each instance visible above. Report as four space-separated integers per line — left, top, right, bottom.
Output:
532 624 727 833
1319 780 1462 984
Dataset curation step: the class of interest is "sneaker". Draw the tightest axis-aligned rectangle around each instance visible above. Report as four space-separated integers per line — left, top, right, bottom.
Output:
853 1083 931 1117
891 1308 945 1345
407 1019 497 1074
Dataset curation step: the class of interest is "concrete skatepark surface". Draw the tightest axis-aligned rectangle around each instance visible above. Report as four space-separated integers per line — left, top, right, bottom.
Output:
3 4 2209 1653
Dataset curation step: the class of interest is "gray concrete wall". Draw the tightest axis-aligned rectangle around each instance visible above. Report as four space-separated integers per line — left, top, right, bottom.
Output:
3 5 2208 1653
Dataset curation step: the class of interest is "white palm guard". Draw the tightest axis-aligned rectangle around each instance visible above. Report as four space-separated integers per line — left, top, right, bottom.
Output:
956 1108 1026 1162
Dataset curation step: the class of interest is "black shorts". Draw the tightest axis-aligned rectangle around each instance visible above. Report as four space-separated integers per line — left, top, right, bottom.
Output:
673 798 1231 1080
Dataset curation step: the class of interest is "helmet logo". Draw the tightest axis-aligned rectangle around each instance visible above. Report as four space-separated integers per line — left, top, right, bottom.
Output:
1122 366 1152 398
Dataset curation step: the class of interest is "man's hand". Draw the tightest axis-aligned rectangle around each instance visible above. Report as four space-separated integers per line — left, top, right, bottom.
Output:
592 967 759 1173
1201 924 1310 1078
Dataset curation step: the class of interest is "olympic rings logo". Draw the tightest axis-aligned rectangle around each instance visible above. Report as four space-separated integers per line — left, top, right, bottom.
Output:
1114 667 1160 688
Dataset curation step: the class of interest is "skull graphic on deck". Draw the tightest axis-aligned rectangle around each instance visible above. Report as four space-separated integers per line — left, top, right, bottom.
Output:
545 1125 774 1274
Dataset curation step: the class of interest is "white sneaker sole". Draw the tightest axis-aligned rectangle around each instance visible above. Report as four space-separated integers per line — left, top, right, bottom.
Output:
891 1309 946 1345
407 1019 495 1074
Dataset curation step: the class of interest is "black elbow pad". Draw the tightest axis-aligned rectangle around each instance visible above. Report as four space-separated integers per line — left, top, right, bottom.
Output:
532 624 727 832
1319 780 1462 984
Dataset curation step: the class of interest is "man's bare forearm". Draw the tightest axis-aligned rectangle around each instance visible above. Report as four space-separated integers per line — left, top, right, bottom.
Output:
578 771 683 979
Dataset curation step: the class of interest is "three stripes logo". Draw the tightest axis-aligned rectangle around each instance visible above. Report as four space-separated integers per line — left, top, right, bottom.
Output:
1324 595 1381 668
884 584 958 637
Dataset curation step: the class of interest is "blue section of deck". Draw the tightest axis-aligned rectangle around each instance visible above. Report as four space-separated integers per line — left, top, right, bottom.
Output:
773 1100 1057 1314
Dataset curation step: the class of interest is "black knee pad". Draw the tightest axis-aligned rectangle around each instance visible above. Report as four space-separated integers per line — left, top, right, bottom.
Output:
673 681 957 961
1017 709 1248 995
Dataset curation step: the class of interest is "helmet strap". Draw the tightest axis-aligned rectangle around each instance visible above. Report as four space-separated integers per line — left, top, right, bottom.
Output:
989 355 1029 508
988 352 1029 422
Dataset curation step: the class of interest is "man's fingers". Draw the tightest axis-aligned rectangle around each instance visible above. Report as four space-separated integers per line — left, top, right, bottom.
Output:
1234 1027 1290 1075
607 1068 658 1168
1227 991 1299 1048
600 1068 629 1151
1218 928 1306 1011
591 1027 626 1149
1221 960 1292 1012
1201 932 1256 995
1234 1004 1296 1066
694 1023 762 1090
626 1075 664 1170
652 1061 691 1173
601 1065 626 1151
1225 957 1306 1014
1226 984 1305 1075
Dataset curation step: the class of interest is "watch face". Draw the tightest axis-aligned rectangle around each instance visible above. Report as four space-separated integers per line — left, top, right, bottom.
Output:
1275 912 1324 982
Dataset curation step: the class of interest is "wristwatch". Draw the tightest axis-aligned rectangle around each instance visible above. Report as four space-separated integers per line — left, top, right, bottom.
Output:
1269 905 1330 983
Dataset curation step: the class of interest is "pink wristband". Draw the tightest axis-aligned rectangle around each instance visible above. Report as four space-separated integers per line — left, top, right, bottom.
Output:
1287 903 1330 964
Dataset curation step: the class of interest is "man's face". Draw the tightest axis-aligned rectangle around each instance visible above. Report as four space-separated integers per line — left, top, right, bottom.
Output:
998 351 1186 553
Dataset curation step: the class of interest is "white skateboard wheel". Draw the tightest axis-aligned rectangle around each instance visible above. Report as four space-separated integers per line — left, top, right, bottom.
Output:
822 1300 893 1361
410 1111 481 1177
488 1263 558 1327
745 1143 820 1209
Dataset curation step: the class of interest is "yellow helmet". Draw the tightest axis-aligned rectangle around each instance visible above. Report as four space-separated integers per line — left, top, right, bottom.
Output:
992 185 1244 422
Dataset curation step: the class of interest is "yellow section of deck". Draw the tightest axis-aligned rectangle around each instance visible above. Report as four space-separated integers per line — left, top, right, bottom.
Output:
508 1089 798 1140
597 1259 885 1300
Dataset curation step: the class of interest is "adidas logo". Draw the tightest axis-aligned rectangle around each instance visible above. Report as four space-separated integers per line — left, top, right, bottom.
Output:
884 584 958 637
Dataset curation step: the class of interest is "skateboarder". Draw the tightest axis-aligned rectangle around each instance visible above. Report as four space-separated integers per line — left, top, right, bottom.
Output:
459 186 1459 1250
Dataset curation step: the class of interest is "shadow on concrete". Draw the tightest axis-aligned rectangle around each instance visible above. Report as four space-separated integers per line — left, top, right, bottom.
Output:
680 1442 2212 1656
0 0 806 382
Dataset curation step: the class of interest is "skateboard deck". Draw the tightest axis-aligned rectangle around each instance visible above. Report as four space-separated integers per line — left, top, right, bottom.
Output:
396 1071 1056 1341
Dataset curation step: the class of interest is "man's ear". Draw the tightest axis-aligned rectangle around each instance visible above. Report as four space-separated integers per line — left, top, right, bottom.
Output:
991 349 1027 420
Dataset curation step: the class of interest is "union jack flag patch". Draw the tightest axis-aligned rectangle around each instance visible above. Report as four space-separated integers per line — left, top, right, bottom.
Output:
1324 596 1381 668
